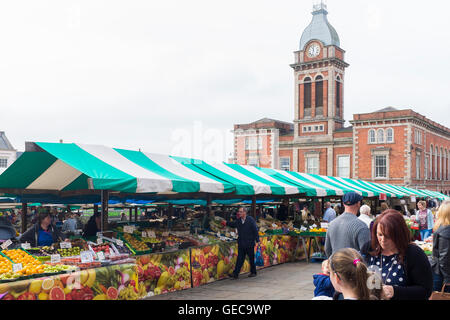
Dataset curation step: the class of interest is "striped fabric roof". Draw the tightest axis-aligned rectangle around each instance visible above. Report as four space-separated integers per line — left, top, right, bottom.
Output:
0 142 448 201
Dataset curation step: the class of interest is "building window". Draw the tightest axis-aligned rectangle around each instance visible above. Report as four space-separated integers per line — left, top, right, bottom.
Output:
315 75 323 117
375 155 387 178
280 157 290 171
337 155 350 178
377 129 384 143
257 136 263 150
424 155 429 180
336 79 341 117
430 145 434 179
0 158 7 168
248 154 258 167
306 157 319 175
435 146 438 180
245 137 249 150
304 77 312 117
440 147 443 180
386 128 394 143
368 129 376 143
414 130 422 145
416 153 421 179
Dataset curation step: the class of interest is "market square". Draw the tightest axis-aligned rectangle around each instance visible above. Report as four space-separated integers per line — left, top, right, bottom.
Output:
0 0 449 304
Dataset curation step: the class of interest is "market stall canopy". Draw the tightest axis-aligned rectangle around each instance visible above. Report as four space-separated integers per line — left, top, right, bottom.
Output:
172 157 308 196
0 142 235 195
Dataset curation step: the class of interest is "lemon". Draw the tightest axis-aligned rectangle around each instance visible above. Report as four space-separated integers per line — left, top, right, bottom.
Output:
63 287 72 295
38 292 49 300
29 279 43 294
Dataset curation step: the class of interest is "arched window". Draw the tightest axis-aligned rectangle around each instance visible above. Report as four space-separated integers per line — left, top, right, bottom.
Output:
435 146 439 180
304 77 312 117
386 128 394 143
336 76 341 118
430 145 434 179
315 75 323 117
368 129 376 143
440 147 443 180
377 129 384 143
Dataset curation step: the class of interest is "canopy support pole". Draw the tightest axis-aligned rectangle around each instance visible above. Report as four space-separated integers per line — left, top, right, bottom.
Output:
251 195 256 219
21 202 27 234
101 190 109 232
134 206 138 222
206 194 212 216
129 207 132 222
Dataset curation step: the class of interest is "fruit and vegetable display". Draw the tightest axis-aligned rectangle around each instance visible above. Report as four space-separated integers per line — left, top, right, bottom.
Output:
121 233 150 253
0 263 138 300
1 249 45 277
135 250 191 296
57 247 81 257
0 255 13 275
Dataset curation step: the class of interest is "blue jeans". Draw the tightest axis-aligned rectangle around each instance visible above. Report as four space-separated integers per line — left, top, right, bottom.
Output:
433 273 450 293
420 229 432 241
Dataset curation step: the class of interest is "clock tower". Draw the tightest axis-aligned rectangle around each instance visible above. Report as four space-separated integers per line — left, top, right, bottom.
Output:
290 2 349 140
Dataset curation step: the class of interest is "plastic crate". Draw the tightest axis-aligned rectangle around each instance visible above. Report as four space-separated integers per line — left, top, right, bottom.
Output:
117 232 152 256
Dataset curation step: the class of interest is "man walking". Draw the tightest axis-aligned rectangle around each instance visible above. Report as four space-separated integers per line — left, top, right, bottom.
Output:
322 202 336 223
325 192 370 258
222 206 260 279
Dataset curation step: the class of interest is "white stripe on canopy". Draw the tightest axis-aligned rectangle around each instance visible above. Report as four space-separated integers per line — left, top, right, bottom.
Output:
27 159 82 190
296 173 345 195
142 152 225 193
271 169 328 196
243 165 300 194
77 144 173 193
205 162 272 194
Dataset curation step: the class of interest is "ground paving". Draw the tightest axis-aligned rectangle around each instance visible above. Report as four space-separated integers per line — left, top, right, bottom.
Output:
146 261 322 300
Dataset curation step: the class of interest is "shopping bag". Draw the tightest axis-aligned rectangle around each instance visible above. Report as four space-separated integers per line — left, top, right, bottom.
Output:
429 283 450 300
255 244 264 267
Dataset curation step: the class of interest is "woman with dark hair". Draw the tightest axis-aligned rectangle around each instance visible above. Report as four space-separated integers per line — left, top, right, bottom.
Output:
19 210 67 247
361 209 433 300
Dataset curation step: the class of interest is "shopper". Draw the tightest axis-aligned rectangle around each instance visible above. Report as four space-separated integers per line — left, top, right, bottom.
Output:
62 212 77 233
312 259 335 299
431 200 450 293
277 199 289 221
415 200 434 241
222 206 260 279
361 209 433 300
325 192 370 258
19 211 67 247
358 204 373 229
328 248 377 300
323 202 336 223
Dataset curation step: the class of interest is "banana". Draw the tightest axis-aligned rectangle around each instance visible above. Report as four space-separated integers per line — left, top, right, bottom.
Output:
84 268 97 288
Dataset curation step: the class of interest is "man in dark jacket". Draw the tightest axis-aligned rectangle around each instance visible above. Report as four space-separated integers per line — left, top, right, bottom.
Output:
222 206 260 279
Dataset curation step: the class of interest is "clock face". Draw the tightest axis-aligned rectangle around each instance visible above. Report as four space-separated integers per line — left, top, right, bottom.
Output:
307 44 320 57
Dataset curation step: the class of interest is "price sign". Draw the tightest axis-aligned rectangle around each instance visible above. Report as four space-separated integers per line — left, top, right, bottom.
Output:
115 239 124 247
109 249 116 258
320 222 329 229
60 242 72 249
97 251 105 261
97 238 103 245
80 251 94 263
142 231 147 238
311 224 317 228
96 232 103 238
12 263 23 273
110 243 120 255
1 239 12 250
162 232 169 237
21 242 31 250
411 196 416 203
230 232 236 238
51 254 61 264
148 231 156 238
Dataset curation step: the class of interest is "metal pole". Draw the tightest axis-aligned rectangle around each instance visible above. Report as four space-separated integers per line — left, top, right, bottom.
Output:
101 190 109 232
251 195 256 219
21 202 28 234
129 207 132 222
135 206 138 222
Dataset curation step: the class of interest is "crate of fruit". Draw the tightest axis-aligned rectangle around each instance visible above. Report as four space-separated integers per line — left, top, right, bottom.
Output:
118 232 152 256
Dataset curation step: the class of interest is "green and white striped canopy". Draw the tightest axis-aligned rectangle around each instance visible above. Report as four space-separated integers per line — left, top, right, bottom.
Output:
0 142 447 200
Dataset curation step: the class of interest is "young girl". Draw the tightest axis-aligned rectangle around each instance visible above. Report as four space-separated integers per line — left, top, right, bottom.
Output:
328 248 378 300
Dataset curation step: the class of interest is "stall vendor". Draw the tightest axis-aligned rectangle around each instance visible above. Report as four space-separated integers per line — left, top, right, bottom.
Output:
19 211 67 247
82 211 101 237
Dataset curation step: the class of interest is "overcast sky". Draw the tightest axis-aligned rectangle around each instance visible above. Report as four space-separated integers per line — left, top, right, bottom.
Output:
1 0 449 162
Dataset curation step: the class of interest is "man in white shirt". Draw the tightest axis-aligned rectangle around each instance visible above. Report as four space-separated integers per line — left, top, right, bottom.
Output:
323 202 336 223
358 204 373 229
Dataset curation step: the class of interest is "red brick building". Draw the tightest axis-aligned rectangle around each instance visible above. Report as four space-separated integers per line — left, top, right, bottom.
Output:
232 3 450 195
